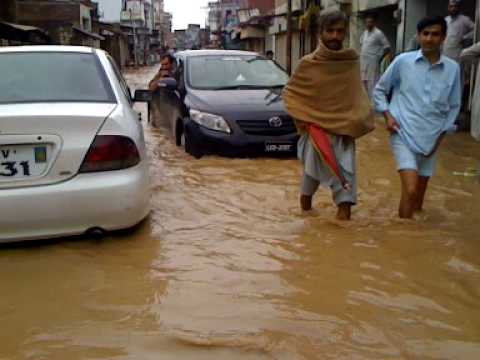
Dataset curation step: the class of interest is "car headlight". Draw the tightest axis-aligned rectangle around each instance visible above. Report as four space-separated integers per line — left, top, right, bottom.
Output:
189 109 231 134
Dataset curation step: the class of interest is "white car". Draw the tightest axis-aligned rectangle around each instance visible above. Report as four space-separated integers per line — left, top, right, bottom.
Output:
0 46 151 243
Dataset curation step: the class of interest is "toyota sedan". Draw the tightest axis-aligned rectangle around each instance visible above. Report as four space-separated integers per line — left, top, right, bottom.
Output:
0 46 151 243
149 50 298 158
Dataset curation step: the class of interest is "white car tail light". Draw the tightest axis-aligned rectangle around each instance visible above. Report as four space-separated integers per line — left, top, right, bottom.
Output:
79 135 140 173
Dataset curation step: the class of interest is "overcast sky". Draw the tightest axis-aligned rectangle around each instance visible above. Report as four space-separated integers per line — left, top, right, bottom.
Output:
164 0 210 30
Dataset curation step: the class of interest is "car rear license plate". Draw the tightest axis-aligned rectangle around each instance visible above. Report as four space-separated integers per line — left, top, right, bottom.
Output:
265 142 294 152
0 145 49 180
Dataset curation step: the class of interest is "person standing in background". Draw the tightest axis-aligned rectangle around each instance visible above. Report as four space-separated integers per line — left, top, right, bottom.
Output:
360 13 391 100
461 42 480 140
444 0 474 62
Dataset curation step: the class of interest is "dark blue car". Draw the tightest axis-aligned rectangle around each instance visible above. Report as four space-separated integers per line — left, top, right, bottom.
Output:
150 50 298 158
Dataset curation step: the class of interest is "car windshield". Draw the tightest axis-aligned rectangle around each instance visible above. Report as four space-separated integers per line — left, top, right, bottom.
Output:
187 55 289 90
0 52 115 104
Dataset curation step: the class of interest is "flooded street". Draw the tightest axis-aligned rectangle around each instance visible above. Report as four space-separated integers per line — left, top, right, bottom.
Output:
1 65 480 360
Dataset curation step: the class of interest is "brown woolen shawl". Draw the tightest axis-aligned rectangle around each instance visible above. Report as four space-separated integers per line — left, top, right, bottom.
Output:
283 43 375 139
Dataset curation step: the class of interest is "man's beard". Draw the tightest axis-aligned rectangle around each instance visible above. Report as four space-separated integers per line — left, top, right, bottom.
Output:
324 40 343 50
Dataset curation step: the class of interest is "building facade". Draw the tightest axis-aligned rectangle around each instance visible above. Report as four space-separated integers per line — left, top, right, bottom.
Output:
15 0 104 47
237 0 275 54
266 0 333 70
208 0 248 49
152 0 173 47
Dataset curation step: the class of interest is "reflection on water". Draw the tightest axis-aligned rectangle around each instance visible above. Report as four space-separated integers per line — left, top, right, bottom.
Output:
1 66 480 360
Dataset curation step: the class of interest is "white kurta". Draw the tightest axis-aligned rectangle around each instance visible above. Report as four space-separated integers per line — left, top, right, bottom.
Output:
360 28 390 79
360 28 390 98
298 134 357 205
461 43 480 140
445 15 475 62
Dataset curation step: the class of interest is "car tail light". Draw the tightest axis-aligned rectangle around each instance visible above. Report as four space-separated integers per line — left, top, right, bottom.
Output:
79 135 140 173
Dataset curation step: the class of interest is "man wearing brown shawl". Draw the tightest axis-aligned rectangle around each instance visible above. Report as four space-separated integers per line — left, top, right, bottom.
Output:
283 9 374 220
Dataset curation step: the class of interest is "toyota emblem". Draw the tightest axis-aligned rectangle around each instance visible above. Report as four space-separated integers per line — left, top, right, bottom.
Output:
268 116 283 128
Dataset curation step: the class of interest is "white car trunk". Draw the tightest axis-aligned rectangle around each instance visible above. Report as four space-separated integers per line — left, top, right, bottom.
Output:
0 102 116 189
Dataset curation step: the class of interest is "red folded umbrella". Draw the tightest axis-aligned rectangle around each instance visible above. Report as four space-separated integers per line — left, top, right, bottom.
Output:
308 124 350 190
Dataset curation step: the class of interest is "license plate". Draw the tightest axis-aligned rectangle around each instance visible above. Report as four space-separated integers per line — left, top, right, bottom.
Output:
0 145 49 180
265 142 294 152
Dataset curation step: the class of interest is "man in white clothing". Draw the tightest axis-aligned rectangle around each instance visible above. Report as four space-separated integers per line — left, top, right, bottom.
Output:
360 13 391 100
461 42 480 140
444 0 474 62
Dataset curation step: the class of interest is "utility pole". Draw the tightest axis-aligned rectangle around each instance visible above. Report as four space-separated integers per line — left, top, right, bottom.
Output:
286 0 292 75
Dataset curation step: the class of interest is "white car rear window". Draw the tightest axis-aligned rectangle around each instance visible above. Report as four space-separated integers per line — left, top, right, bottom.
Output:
0 52 115 104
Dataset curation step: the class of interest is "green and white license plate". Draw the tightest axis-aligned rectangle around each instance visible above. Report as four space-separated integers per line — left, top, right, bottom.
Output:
0 145 49 180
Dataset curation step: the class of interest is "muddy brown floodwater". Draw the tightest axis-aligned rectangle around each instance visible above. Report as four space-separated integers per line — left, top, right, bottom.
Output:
1 66 480 360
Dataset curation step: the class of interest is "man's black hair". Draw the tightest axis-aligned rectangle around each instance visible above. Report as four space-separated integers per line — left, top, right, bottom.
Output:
161 53 175 63
365 12 378 21
417 16 448 35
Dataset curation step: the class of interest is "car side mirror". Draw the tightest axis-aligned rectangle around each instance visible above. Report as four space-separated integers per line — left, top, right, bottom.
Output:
157 77 178 91
133 89 152 102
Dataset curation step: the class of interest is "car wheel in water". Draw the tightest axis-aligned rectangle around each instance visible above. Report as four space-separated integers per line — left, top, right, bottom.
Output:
183 128 203 159
175 119 183 146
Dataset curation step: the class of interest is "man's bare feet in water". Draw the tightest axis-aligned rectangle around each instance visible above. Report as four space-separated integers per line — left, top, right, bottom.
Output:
336 203 351 221
300 194 313 211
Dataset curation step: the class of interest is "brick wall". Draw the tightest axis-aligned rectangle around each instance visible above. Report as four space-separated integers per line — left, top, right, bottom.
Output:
17 2 80 27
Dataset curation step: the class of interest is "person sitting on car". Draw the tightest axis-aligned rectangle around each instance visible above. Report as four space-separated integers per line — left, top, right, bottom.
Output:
149 54 175 92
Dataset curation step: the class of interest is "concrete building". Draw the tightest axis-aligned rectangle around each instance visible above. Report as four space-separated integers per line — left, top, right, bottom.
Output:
92 0 129 68
199 27 211 48
152 0 173 47
173 29 187 50
98 22 129 68
117 0 155 65
207 0 248 49
15 0 104 47
0 0 51 46
94 0 123 23
185 23 201 49
237 0 275 54
94 0 172 65
0 0 17 22
269 0 306 70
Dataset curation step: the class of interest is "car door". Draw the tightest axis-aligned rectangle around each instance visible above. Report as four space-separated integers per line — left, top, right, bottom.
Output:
154 56 186 143
170 57 188 143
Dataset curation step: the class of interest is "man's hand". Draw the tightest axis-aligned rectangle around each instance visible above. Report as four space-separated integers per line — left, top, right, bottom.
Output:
148 82 158 92
148 71 163 92
379 50 392 65
384 112 400 134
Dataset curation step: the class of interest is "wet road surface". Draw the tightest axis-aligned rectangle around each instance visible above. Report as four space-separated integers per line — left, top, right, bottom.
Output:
1 65 480 359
